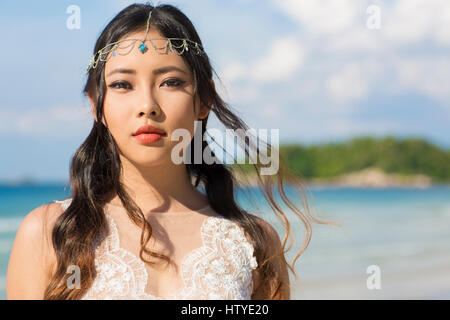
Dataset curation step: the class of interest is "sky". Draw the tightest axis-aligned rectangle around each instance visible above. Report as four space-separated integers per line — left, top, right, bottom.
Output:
0 0 449 182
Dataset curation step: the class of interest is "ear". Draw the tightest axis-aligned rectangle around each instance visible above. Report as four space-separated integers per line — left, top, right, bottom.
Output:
88 93 98 122
198 79 215 120
88 93 106 126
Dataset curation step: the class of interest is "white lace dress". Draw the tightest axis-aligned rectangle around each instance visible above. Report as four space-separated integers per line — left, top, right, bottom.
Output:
54 198 258 300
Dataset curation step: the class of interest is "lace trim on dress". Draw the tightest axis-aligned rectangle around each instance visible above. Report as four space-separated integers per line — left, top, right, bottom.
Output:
53 198 258 300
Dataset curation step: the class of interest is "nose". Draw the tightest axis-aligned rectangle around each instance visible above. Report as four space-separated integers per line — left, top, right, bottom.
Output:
137 89 161 118
139 103 159 117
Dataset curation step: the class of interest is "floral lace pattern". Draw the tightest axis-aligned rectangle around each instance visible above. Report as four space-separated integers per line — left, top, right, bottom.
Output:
54 198 258 300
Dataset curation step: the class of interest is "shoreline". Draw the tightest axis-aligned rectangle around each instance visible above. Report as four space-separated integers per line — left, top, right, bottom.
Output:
232 167 446 189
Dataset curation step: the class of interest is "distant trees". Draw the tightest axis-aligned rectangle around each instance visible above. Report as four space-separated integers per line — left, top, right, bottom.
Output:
232 136 450 182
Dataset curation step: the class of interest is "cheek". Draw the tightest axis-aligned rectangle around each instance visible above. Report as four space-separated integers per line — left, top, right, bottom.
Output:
102 99 131 140
166 97 198 134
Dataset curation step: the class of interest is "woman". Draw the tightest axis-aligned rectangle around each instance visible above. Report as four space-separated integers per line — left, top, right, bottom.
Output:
7 2 328 300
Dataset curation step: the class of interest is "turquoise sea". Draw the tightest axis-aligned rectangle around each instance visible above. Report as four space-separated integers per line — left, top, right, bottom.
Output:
1 183 449 299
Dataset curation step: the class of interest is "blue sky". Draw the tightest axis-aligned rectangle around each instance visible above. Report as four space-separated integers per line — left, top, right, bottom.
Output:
0 0 449 182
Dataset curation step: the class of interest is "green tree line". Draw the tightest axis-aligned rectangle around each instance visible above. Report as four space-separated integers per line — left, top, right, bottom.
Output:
232 136 450 182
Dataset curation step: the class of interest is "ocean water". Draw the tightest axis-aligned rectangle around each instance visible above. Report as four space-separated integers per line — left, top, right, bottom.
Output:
1 183 449 299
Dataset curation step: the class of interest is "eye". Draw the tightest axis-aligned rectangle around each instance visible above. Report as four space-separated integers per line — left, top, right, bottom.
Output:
108 81 132 90
161 78 185 88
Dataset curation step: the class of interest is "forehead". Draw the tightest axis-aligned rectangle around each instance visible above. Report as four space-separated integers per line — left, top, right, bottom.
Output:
104 29 191 77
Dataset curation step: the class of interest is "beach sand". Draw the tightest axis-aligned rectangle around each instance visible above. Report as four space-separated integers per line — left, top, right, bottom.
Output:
291 260 450 299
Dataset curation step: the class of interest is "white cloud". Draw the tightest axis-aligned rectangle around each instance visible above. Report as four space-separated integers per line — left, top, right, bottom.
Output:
394 57 450 105
221 36 305 86
269 0 450 107
326 26 382 54
274 0 450 51
274 0 362 35
220 62 246 85
0 105 92 137
252 37 305 82
382 0 450 46
325 64 369 104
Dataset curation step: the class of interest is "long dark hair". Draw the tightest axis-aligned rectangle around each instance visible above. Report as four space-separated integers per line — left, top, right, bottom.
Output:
44 2 332 300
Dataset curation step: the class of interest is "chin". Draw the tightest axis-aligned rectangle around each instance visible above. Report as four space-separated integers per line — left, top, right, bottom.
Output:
126 150 171 167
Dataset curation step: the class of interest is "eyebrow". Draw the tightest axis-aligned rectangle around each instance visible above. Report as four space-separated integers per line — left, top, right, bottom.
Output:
106 66 188 77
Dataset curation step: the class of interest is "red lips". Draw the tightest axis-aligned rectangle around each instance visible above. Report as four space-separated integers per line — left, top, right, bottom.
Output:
132 124 167 136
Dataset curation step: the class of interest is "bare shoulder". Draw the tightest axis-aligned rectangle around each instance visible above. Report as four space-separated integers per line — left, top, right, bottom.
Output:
13 201 65 257
24 201 66 254
6 201 65 299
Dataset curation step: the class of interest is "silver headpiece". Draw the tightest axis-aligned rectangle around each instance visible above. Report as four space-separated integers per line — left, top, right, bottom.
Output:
86 6 205 74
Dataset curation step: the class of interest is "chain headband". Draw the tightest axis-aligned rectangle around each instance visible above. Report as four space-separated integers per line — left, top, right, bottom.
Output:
86 6 206 74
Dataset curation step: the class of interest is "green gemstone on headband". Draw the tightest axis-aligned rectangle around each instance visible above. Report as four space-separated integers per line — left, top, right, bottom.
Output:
139 43 148 53
112 52 116 57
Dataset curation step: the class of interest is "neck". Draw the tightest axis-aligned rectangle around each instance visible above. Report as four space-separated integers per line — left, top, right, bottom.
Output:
109 155 208 213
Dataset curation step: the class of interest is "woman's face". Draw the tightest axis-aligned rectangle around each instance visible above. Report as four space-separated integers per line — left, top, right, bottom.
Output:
91 29 210 167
